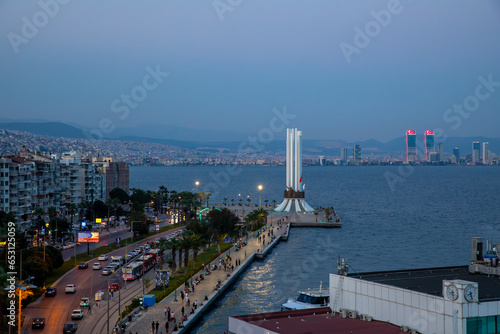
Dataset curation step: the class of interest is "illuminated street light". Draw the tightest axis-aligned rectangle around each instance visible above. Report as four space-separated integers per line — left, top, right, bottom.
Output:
258 185 263 208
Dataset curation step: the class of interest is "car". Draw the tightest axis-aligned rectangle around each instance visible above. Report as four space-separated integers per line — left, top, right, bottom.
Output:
107 265 117 273
78 262 88 269
92 263 102 270
98 254 108 261
71 309 84 320
32 317 45 329
65 284 76 294
63 322 78 333
102 268 112 276
45 287 57 297
109 283 121 291
80 297 90 307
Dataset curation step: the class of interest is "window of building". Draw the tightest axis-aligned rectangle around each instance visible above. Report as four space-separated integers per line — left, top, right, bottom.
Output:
467 315 500 334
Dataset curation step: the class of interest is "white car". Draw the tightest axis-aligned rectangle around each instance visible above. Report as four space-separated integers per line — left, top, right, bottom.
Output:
65 284 76 294
102 268 112 276
98 254 108 261
80 297 90 307
92 263 102 270
71 309 84 320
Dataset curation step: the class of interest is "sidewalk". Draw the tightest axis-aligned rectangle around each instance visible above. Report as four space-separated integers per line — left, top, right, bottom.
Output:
126 220 289 334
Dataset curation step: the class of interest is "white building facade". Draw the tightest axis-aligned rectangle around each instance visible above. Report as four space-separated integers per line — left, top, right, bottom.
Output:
330 273 500 334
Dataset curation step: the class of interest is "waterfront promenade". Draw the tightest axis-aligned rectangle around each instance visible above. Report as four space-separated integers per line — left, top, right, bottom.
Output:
125 220 289 334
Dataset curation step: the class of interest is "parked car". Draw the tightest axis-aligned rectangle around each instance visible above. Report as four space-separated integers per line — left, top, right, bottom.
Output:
71 309 84 320
98 254 108 261
92 263 102 270
32 317 45 329
80 297 90 307
65 284 76 294
102 268 112 276
63 322 78 333
45 287 57 297
109 283 121 291
78 262 88 269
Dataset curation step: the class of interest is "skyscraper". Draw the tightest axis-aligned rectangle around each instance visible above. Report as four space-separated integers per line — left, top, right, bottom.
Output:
452 147 460 164
406 130 417 162
472 141 480 163
483 142 489 164
424 130 435 161
340 148 348 164
353 145 361 162
437 142 443 161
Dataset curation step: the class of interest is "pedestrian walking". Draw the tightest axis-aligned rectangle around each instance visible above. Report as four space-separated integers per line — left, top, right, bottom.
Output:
165 321 169 333
156 321 159 333
151 321 155 333
164 307 167 317
181 306 185 317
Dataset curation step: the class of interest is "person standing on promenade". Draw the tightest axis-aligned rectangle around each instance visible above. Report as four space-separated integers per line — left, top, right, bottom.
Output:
155 321 159 333
151 321 155 333
165 321 169 333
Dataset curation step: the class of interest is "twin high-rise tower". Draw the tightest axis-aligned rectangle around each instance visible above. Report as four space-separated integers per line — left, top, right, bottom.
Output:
405 130 435 162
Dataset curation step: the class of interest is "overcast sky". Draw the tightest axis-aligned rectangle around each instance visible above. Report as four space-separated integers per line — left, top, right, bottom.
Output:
1 0 499 142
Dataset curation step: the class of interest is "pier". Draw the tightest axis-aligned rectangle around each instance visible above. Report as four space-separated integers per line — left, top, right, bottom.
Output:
89 206 339 333
120 219 289 334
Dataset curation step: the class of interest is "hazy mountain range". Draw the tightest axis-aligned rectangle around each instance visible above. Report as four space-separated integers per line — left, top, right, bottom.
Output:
0 119 498 156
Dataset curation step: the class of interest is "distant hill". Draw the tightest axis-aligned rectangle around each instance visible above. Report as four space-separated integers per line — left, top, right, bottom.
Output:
0 121 498 156
0 122 89 139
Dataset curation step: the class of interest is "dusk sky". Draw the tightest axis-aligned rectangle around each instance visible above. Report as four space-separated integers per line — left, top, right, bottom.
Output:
1 1 499 142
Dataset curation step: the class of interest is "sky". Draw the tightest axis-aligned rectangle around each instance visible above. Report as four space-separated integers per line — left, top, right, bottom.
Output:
0 0 499 142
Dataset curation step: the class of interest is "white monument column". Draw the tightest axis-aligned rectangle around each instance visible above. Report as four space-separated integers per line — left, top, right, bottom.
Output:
276 128 314 212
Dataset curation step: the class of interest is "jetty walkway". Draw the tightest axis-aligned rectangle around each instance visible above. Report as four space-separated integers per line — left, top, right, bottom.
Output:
123 220 289 334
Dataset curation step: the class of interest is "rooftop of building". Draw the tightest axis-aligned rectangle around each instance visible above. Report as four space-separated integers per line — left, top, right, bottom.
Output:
230 307 402 334
349 265 500 301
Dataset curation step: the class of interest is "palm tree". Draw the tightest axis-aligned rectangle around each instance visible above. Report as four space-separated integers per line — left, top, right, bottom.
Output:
181 231 193 269
156 238 169 269
223 198 227 206
239 199 243 206
78 201 88 223
264 199 269 207
272 200 277 207
167 237 181 270
205 193 211 207
231 199 234 206
191 233 204 265
246 198 251 206
34 208 46 229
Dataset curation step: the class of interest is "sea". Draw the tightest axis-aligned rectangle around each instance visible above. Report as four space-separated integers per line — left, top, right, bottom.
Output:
130 166 500 333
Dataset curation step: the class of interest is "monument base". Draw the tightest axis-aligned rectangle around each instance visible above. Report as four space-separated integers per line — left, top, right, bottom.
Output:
275 198 314 213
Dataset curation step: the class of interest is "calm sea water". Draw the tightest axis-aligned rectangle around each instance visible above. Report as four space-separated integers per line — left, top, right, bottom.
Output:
130 166 500 333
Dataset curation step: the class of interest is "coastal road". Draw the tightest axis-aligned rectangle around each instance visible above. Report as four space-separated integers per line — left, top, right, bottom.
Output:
21 225 185 334
61 215 172 261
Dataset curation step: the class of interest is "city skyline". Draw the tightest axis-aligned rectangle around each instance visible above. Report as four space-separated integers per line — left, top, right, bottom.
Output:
1 1 500 142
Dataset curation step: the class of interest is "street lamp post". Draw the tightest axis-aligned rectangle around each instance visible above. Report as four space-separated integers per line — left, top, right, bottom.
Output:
258 185 263 208
195 181 200 217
